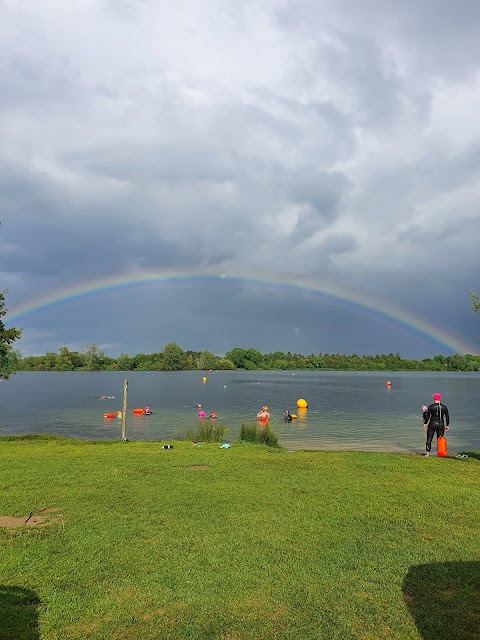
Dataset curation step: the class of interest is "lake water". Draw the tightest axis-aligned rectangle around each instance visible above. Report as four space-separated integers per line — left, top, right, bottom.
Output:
0 371 479 453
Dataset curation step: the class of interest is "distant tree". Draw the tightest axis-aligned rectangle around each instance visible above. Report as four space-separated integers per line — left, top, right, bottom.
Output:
0 290 22 379
245 348 264 366
196 350 218 370
17 355 37 371
56 346 74 371
217 357 235 370
162 342 187 371
224 347 248 369
43 351 58 371
82 343 105 371
117 353 134 371
472 291 480 312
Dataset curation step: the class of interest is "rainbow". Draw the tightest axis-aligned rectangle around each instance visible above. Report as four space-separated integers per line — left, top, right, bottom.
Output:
6 268 477 354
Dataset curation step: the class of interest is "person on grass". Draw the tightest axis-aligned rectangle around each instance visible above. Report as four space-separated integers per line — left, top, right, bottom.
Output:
423 393 450 457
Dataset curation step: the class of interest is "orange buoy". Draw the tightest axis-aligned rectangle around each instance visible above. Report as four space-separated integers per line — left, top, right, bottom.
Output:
103 412 116 419
437 436 447 457
132 408 144 415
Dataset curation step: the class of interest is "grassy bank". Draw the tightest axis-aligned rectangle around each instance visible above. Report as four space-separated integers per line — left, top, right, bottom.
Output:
0 435 479 639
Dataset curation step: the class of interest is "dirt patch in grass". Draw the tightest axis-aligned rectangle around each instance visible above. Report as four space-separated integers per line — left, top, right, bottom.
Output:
0 507 63 529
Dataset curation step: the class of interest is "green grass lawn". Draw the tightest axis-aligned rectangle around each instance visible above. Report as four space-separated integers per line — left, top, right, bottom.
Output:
0 435 479 639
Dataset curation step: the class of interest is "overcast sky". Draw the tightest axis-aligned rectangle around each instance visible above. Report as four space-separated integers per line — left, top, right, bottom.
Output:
1 0 479 358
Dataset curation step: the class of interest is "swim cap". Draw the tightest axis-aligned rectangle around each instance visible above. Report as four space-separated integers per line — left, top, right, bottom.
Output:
145 406 150 409
433 393 441 401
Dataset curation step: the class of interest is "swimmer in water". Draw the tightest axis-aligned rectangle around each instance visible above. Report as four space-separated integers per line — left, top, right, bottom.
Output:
256 406 270 420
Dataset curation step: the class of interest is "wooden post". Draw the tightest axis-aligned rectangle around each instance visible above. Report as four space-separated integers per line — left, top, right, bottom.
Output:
121 378 128 441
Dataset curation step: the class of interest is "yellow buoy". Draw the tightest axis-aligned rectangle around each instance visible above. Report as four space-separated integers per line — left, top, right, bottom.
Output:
296 398 308 408
202 377 207 383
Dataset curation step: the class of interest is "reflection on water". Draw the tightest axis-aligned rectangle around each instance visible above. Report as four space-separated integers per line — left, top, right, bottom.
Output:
1 370 479 452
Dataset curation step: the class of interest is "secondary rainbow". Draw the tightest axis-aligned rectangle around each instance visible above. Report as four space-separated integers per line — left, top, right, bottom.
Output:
6 268 476 354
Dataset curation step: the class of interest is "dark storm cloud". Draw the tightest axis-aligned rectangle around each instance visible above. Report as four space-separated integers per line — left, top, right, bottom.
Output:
2 0 480 357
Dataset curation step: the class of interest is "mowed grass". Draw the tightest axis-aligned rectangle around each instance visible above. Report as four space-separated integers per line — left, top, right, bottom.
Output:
0 436 479 640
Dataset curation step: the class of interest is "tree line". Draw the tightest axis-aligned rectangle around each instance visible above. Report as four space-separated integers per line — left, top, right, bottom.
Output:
13 342 480 372
2 289 479 377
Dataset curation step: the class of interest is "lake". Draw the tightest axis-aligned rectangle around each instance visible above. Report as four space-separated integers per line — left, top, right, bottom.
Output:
0 370 478 453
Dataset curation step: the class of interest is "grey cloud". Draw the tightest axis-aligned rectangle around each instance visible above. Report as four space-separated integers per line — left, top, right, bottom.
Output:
2 0 480 358
276 0 480 80
288 169 351 227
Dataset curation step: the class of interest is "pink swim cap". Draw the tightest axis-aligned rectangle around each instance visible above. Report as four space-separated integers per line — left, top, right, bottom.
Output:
433 393 441 401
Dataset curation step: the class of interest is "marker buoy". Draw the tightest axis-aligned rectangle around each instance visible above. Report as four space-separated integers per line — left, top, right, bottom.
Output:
296 398 308 408
437 436 447 457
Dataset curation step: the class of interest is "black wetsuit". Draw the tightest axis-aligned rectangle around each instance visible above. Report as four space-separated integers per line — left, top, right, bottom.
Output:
424 402 449 453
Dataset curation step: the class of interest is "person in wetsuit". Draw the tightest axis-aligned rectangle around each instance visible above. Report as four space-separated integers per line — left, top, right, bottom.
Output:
283 410 292 422
423 393 450 457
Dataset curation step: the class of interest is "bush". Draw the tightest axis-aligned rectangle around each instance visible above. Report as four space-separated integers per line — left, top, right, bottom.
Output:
239 422 279 447
185 421 229 443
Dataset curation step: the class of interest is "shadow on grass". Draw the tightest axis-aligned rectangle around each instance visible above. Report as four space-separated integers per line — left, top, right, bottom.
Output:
0 585 41 640
402 561 480 640
462 451 480 461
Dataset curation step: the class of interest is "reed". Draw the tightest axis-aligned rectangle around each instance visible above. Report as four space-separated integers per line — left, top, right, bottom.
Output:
239 421 279 447
184 420 229 443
